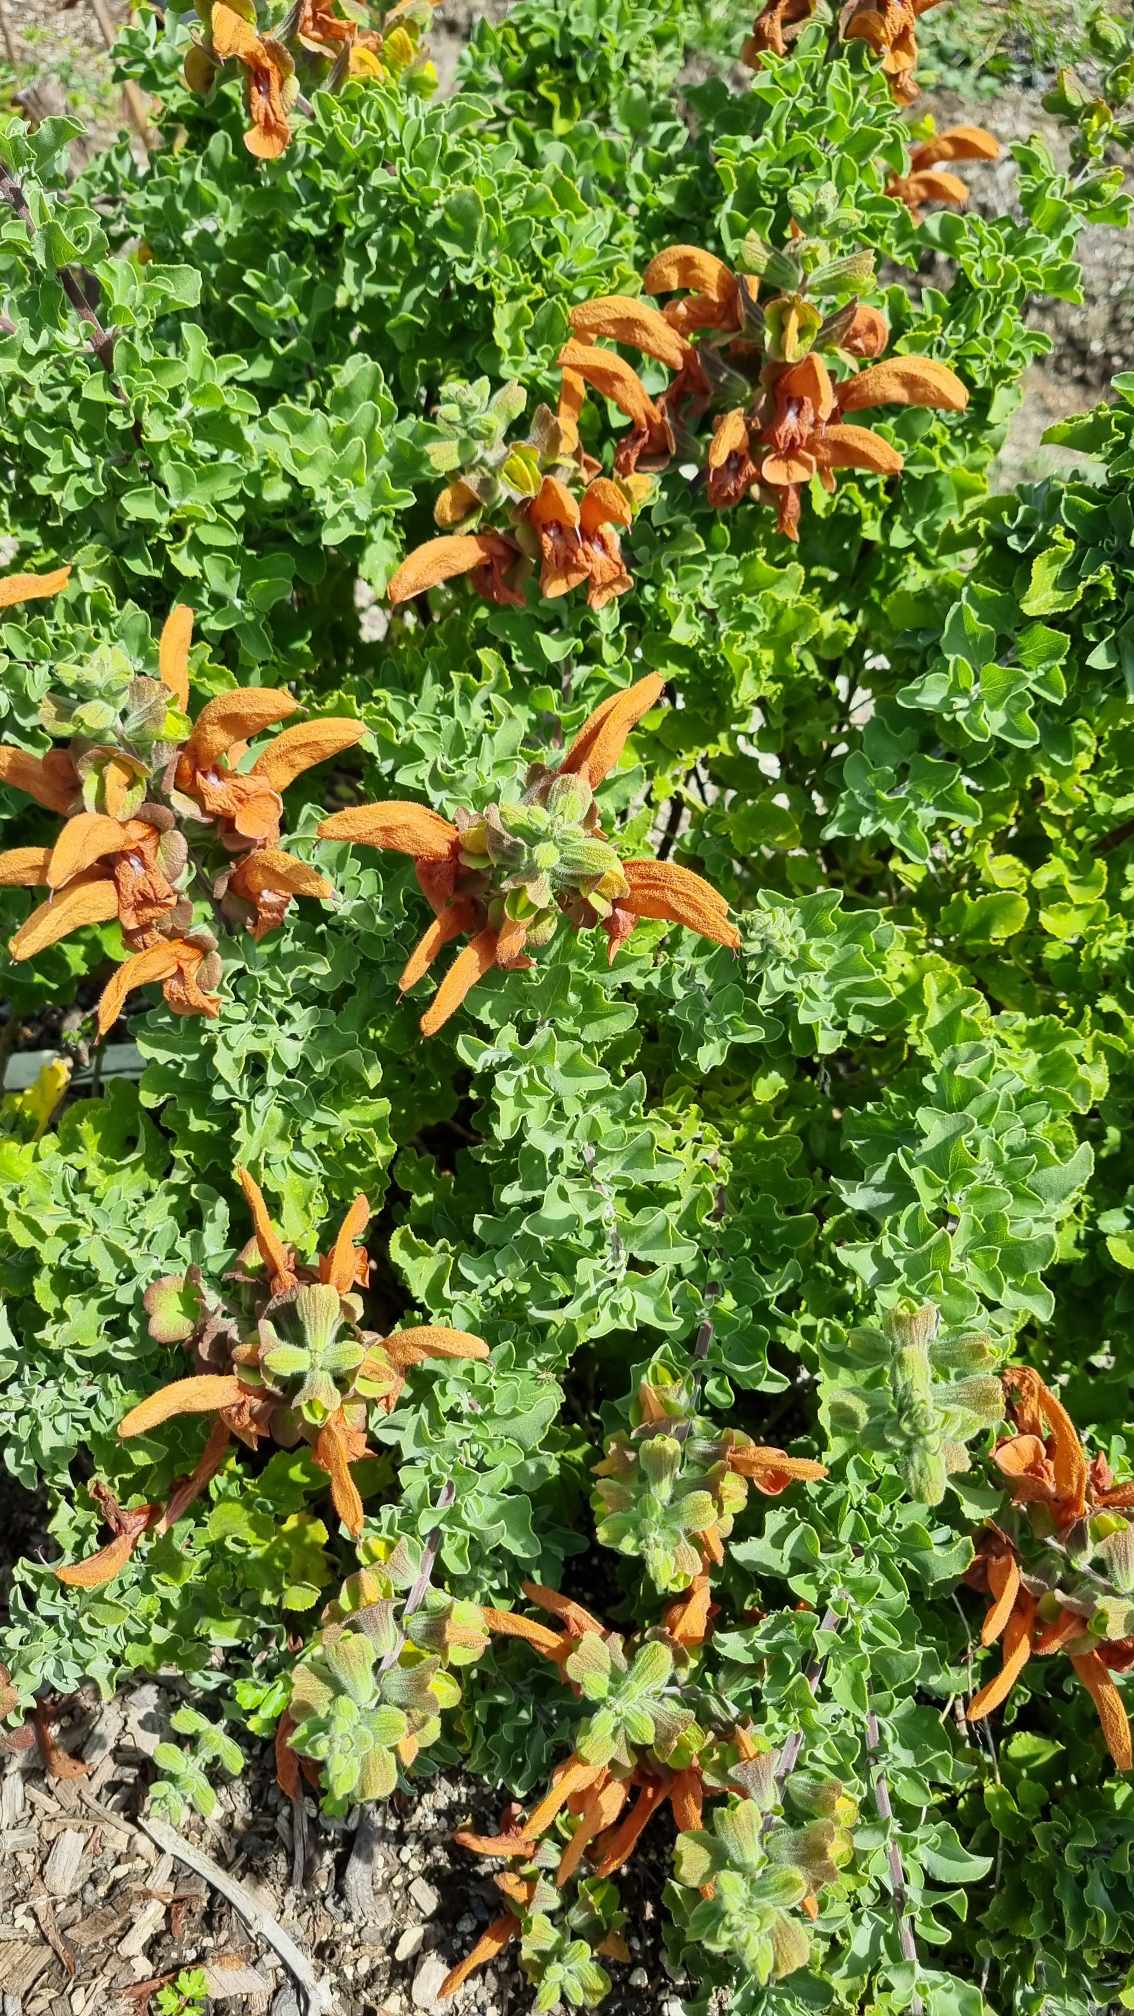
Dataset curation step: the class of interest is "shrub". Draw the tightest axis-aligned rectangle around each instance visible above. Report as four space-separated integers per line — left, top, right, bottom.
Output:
1 0 1134 2011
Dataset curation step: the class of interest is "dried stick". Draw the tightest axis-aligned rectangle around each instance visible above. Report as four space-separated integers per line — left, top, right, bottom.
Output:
865 1707 923 2015
139 1813 335 2015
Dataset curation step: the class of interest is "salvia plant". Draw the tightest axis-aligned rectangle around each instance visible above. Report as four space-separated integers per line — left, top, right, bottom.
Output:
1 0 1134 2011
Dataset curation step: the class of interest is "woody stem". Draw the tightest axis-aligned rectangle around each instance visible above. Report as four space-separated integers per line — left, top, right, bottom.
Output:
865 1708 922 2009
378 1480 456 1674
0 164 123 389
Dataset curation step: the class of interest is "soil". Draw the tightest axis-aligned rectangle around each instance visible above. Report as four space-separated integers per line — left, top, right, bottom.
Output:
0 1707 683 2015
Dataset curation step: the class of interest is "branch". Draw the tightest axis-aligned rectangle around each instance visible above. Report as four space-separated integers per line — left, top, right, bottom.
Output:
378 1478 457 1674
865 1707 923 2016
774 1602 843 1786
0 161 125 396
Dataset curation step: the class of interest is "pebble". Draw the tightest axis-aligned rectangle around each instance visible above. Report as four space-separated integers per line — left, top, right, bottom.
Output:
409 1875 440 1917
411 1951 452 2011
629 1967 649 1988
395 1925 426 1962
456 1913 476 1935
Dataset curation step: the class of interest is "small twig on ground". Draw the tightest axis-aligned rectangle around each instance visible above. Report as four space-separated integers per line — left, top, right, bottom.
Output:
138 1812 335 2016
865 1707 923 2016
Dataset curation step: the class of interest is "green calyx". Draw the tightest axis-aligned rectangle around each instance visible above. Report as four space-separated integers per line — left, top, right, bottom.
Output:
457 770 628 943
257 1283 365 1426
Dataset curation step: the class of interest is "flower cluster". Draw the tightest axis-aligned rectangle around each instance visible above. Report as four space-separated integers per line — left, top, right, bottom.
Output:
0 573 362 1031
387 236 967 583
184 0 437 159
54 1166 488 1582
965 1368 1134 1771
319 675 741 1035
743 0 944 103
444 1574 846 1999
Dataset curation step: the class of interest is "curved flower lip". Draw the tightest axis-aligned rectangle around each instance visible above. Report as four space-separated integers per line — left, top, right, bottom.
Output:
210 1 296 160
0 564 72 610
0 744 78 814
557 672 665 789
837 357 968 415
159 604 194 711
568 295 693 375
178 688 299 784
318 800 459 857
620 860 741 951
9 874 120 961
387 533 519 607
96 937 223 1036
911 124 999 170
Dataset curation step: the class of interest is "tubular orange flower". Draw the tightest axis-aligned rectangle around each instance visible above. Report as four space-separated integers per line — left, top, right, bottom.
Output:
439 1915 520 2001
590 1776 666 1879
842 0 944 104
726 1443 829 1491
237 1165 298 1292
0 745 78 813
96 935 224 1036
556 339 674 474
1071 1652 1133 1772
0 564 72 609
642 244 744 337
313 1416 365 1537
556 1777 629 1885
968 1590 1037 1721
322 1193 371 1295
209 1 297 159
419 927 501 1038
837 356 967 415
741 0 818 62
319 800 459 857
707 408 759 508
888 126 999 220
9 875 120 961
557 672 665 788
617 860 741 952
568 295 700 381
387 532 522 608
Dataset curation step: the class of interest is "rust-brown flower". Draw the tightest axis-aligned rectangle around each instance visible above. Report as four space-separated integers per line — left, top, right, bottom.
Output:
318 676 741 1036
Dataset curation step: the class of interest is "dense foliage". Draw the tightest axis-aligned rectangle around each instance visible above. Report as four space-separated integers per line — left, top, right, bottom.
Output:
2 0 1134 2010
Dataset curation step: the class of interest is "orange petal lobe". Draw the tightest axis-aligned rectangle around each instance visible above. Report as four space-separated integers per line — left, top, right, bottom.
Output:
557 674 665 789
1071 1651 1133 1771
118 1374 246 1438
236 1166 298 1290
838 358 968 414
159 605 194 710
318 801 459 859
0 847 52 888
9 876 119 960
420 927 500 1038
568 295 692 372
0 565 71 610
182 689 299 776
249 719 366 793
387 534 517 606
325 1194 371 1295
622 859 740 949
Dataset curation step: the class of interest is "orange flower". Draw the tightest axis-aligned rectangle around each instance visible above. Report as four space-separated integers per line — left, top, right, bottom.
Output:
387 531 524 608
965 1371 1134 1770
842 0 944 104
556 338 675 475
318 676 739 1035
752 349 965 539
887 126 1000 221
741 0 818 61
204 2 298 159
526 475 634 609
0 563 72 610
642 244 746 338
